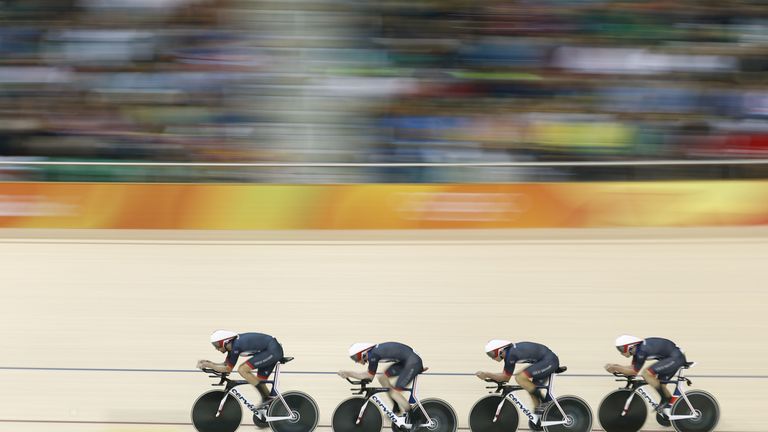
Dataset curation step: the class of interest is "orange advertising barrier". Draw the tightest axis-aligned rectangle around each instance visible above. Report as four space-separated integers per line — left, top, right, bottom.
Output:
0 182 767 229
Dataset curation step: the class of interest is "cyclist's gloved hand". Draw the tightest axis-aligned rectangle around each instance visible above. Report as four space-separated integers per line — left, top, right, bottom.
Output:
338 371 350 379
475 371 488 380
605 363 628 374
197 360 208 369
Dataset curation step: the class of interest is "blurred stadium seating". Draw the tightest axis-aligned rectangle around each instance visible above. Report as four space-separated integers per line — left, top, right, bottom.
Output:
1 0 768 182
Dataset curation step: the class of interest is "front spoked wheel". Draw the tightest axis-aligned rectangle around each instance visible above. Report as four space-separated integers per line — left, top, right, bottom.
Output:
541 396 593 432
468 395 519 432
409 398 457 432
191 390 242 432
670 390 720 432
332 397 383 432
268 391 320 432
598 389 646 432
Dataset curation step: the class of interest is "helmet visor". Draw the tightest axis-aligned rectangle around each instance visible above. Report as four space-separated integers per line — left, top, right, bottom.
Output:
486 348 501 360
212 339 231 349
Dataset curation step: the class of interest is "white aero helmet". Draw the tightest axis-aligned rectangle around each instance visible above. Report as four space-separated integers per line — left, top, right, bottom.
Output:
348 342 376 362
485 339 512 360
615 335 642 354
210 330 238 348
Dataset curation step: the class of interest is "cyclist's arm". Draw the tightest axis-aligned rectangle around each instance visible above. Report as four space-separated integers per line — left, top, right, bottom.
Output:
606 347 645 375
198 359 234 373
339 370 375 380
475 371 511 382
605 363 639 376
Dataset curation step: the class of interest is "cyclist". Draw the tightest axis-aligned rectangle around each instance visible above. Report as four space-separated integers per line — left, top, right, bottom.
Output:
338 342 424 416
197 330 284 405
605 335 687 416
476 339 560 413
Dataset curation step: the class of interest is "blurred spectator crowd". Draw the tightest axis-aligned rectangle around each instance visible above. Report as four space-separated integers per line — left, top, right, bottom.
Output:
1 0 768 182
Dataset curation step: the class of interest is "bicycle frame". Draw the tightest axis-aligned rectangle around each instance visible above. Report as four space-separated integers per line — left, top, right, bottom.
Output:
355 375 435 430
214 362 296 422
493 379 570 427
619 364 700 422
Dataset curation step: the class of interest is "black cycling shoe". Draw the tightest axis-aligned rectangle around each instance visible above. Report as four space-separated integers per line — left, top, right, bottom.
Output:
655 396 672 418
404 409 426 431
393 403 402 415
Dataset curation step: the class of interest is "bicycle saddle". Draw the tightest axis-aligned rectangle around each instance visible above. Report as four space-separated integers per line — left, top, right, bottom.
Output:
554 366 567 374
682 361 695 368
279 357 294 364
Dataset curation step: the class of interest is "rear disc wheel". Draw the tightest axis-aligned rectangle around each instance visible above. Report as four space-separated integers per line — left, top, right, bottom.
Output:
268 391 320 432
541 396 592 432
670 391 720 432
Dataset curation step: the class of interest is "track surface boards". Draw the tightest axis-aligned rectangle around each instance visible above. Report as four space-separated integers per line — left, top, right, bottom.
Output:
1 228 764 432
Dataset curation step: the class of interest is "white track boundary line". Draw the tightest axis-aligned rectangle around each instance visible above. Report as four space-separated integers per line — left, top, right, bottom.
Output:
1 237 768 245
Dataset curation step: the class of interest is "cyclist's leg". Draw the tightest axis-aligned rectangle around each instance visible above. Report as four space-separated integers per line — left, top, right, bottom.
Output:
532 376 550 404
643 356 682 410
382 362 409 414
239 342 283 402
380 362 403 386
393 356 423 415
516 355 558 410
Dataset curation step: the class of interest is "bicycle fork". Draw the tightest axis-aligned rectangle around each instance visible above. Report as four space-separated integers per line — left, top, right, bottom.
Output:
216 392 231 418
621 389 647 417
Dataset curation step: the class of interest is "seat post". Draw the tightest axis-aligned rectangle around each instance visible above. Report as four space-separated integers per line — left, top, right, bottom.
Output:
546 373 556 400
408 375 419 404
271 362 282 394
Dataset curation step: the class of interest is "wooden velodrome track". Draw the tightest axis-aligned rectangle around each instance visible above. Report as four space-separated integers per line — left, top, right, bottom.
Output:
1 228 766 432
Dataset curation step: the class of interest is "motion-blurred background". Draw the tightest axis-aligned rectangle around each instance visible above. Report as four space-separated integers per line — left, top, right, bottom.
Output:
2 0 768 182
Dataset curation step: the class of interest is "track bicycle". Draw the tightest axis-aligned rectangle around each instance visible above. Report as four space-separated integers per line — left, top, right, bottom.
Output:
332 375 458 432
191 357 319 432
468 366 593 432
598 361 720 432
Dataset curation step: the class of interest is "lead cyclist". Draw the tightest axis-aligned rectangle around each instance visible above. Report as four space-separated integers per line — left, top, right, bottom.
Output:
605 335 687 417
